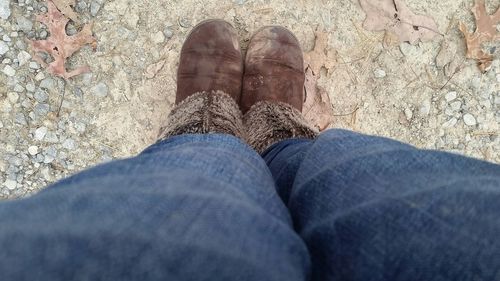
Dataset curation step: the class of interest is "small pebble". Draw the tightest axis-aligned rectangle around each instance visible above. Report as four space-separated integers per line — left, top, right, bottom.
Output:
15 113 27 125
44 132 59 143
29 61 40 70
0 41 8 55
2 34 10 42
152 31 165 44
75 1 87 13
445 91 457 102
0 0 11 20
62 138 76 150
92 82 108 98
178 18 192 28
2 65 16 77
450 101 462 111
34 126 48 140
443 117 457 128
34 89 49 103
13 84 24 93
3 180 17 190
163 26 173 39
17 51 32 66
419 100 431 116
39 77 56 91
28 146 39 155
38 30 48 39
26 83 35 92
374 69 386 78
35 72 45 81
34 103 50 117
404 108 413 121
7 92 19 103
463 114 477 126
16 16 33 32
90 0 102 16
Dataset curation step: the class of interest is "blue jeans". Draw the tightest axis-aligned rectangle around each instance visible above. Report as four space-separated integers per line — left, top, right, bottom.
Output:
1 129 499 281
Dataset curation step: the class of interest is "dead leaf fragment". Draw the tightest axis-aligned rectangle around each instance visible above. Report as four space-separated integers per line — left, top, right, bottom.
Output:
303 31 335 75
145 60 166 79
359 0 440 44
459 0 500 72
29 0 96 79
303 67 334 131
52 0 79 22
302 31 335 131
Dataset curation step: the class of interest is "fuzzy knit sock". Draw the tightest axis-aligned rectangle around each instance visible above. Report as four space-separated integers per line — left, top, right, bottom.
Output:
158 91 245 141
243 101 318 154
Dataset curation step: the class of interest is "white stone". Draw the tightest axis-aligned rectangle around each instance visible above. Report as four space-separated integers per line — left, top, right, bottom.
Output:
17 51 31 66
419 100 431 116
28 146 39 155
445 91 457 102
463 114 477 126
0 41 8 55
4 180 16 190
13 84 24 92
152 31 165 44
34 126 48 141
450 101 462 111
373 69 386 78
2 65 16 76
29 61 40 69
92 82 108 98
0 0 11 20
62 138 76 150
404 108 413 121
7 92 19 103
443 117 457 128
34 72 45 81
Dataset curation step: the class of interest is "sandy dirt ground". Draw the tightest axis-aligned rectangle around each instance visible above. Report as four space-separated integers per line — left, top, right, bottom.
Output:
0 0 499 198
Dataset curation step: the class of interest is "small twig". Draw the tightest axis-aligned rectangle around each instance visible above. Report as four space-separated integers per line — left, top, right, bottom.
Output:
472 131 498 137
440 60 465 90
339 57 366 64
56 79 66 117
332 105 360 117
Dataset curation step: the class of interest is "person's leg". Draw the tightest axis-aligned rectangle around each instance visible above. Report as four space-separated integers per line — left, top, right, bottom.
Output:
239 25 500 281
0 134 309 281
0 20 310 281
261 129 500 281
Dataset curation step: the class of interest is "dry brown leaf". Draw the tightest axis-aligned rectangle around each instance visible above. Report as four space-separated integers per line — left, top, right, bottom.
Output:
302 31 335 131
29 0 96 80
359 0 440 44
145 59 166 79
303 67 334 131
459 0 500 72
303 31 335 75
52 0 79 22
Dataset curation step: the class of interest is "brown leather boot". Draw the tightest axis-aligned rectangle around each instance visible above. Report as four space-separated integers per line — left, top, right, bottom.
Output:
159 20 245 140
242 26 317 153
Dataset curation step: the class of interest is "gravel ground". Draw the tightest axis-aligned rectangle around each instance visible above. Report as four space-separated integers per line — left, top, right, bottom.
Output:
1 0 499 199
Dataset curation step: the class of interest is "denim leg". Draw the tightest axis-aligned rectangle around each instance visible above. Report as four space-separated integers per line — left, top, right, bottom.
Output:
263 129 500 281
0 134 310 281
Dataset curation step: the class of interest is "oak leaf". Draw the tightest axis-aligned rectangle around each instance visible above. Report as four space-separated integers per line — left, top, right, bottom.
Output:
52 0 79 22
29 0 96 79
359 0 440 44
459 0 500 72
303 31 335 131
